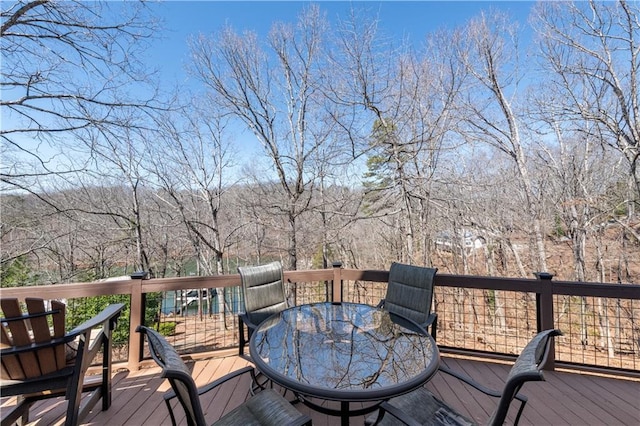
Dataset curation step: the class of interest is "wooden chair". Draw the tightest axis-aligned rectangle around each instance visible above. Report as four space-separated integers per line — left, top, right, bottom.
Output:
237 261 288 356
365 329 563 426
378 262 438 339
0 297 124 426
137 325 311 426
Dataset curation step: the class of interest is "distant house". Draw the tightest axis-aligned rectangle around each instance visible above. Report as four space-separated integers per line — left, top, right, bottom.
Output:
435 230 485 252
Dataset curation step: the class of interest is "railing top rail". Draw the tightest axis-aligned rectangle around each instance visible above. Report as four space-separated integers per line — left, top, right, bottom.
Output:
550 280 640 299
1 268 637 301
141 274 241 292
434 274 640 298
435 274 542 292
285 269 334 282
0 280 135 300
341 268 389 282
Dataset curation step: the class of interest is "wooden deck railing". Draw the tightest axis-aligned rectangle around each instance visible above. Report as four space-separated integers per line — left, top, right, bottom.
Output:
2 263 638 377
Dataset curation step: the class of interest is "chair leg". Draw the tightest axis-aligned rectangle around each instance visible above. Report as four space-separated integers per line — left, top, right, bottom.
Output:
513 398 528 425
431 316 438 340
1 397 31 426
165 397 178 426
102 336 113 410
65 339 87 426
65 383 83 426
250 369 272 395
238 316 246 356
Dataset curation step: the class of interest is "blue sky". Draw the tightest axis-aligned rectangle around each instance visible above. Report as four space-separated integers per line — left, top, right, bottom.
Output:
148 1 536 83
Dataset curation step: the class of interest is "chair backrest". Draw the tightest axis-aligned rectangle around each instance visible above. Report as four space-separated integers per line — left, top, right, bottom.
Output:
1 298 67 380
137 325 207 426
239 261 288 326
384 262 438 326
488 329 563 426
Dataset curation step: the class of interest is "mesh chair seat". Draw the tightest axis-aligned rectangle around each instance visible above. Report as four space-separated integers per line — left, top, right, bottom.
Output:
137 325 310 426
366 329 562 426
214 388 308 426
367 386 475 426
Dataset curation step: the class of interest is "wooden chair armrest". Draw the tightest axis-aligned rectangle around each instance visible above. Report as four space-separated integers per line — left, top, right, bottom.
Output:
68 303 124 368
67 303 124 337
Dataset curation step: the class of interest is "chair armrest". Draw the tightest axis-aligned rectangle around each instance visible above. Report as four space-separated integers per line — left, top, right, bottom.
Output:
420 313 437 328
419 313 438 339
1 304 124 356
376 299 385 309
68 303 125 369
164 366 257 402
375 401 422 426
67 303 125 337
439 365 527 403
238 312 261 332
440 364 502 397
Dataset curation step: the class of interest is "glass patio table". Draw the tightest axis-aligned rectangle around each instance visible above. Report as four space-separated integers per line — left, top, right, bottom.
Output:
249 302 439 425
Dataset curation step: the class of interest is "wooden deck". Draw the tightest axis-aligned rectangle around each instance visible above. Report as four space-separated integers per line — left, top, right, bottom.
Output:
4 354 639 426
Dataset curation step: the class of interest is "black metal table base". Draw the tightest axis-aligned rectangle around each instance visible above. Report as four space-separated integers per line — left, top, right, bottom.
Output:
296 393 382 426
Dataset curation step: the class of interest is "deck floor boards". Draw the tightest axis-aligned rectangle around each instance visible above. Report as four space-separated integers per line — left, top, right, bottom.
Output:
3 355 638 426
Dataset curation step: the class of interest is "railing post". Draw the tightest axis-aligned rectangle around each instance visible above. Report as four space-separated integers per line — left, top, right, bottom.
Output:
128 271 148 371
534 272 556 370
332 262 343 303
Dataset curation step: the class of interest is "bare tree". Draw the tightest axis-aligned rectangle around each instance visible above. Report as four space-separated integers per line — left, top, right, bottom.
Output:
188 5 340 270
149 100 234 277
452 11 549 272
333 12 461 265
1 0 162 194
533 0 640 217
533 109 628 352
1 0 168 278
40 112 154 276
146 98 238 318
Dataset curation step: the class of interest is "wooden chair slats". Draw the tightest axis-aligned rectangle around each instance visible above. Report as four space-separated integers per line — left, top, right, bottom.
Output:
52 300 67 370
0 325 22 380
1 298 41 379
25 298 62 375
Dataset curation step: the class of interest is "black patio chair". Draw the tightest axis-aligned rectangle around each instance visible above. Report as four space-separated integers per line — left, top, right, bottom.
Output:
237 261 288 356
377 262 438 339
1 297 124 426
137 325 311 426
365 328 563 426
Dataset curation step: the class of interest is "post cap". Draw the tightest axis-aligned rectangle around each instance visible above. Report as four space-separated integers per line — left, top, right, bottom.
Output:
130 271 148 279
534 272 554 280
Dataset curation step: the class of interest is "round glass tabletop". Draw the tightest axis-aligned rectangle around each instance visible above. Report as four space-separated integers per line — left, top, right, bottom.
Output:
250 302 439 402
